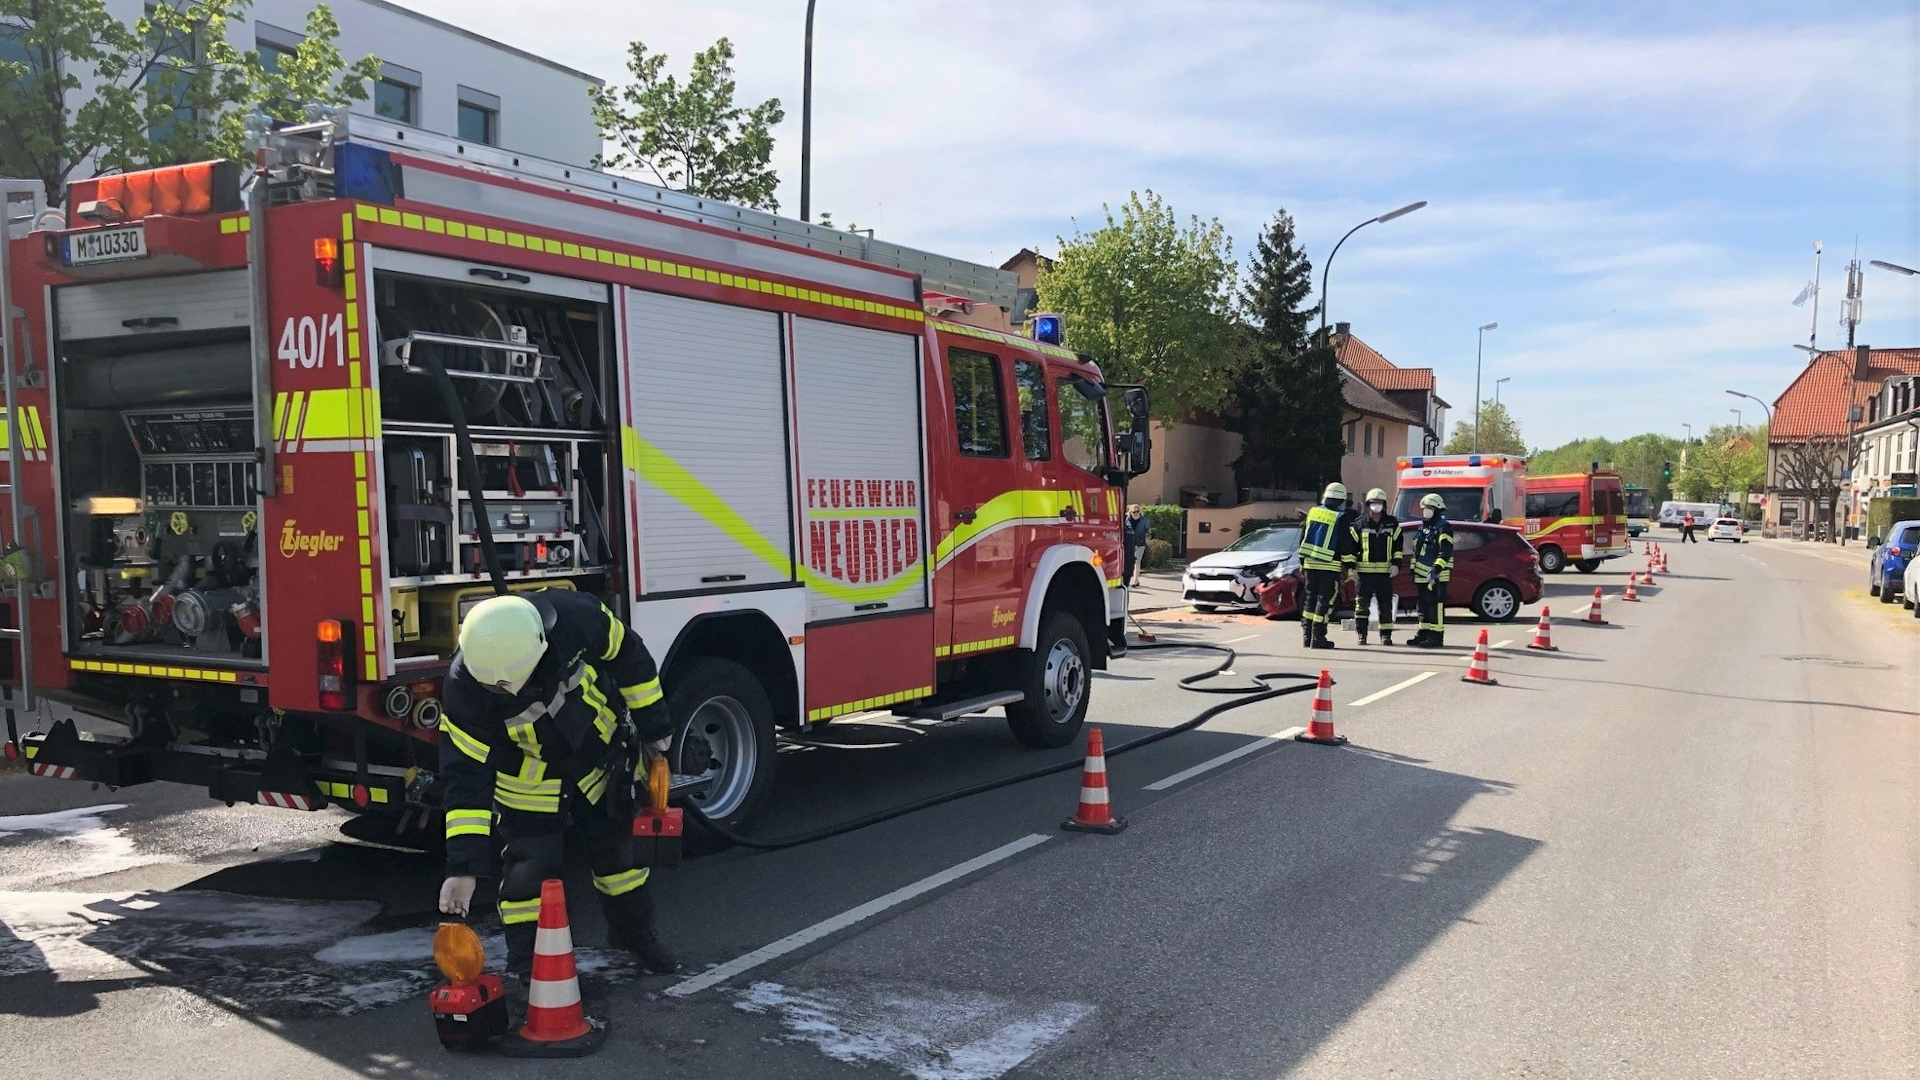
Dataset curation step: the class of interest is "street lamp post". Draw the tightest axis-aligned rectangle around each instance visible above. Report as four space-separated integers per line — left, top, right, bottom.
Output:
1318 201 1427 341
1473 322 1497 451
1683 423 1692 444
1731 408 1742 431
1494 376 1510 406
1726 389 1776 533
1870 259 1918 276
800 0 818 222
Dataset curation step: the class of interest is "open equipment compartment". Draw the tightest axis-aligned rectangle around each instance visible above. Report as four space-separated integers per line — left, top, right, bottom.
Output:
52 268 268 667
368 250 617 664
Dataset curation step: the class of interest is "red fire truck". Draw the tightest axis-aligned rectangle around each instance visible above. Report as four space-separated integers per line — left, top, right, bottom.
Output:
0 112 1148 835
1519 469 1628 573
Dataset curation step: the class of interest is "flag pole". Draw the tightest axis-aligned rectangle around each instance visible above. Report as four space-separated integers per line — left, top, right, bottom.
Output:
1809 240 1823 351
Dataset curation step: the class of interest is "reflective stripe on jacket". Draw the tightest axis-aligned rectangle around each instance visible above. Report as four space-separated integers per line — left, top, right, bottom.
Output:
1300 505 1356 572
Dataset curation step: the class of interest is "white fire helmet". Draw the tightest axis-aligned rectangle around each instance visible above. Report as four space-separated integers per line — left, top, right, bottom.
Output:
457 595 547 694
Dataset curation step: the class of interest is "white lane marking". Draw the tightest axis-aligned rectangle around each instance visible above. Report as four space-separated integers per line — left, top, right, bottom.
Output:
1459 639 1515 663
666 834 1052 998
1219 633 1260 644
1143 727 1306 791
1347 670 1438 707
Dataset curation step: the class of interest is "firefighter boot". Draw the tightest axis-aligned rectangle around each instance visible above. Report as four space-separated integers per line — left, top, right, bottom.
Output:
1301 623 1314 648
1310 623 1337 650
1380 628 1394 646
606 885 683 976
1355 620 1369 646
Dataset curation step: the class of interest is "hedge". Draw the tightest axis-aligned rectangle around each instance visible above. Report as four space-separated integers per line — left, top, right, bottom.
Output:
1139 504 1184 544
1142 537 1173 570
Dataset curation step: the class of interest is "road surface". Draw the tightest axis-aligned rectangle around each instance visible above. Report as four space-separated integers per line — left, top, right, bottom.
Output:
2 537 1914 1079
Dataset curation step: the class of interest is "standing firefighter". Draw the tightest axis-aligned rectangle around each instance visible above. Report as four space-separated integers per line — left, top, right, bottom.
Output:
1298 482 1358 650
435 591 683 986
1351 488 1403 645
1410 493 1454 648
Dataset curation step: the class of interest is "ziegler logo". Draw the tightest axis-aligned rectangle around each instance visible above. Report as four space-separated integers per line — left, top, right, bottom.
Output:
280 520 345 558
991 605 1017 627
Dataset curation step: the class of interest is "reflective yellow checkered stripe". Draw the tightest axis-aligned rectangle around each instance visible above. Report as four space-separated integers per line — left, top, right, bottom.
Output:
441 718 490 764
621 678 662 711
0 405 48 461
353 202 924 323
808 685 935 723
70 658 242 684
580 678 618 742
934 636 1015 659
593 867 650 897
444 808 491 839
498 896 543 925
601 608 626 661
315 780 390 804
495 770 562 813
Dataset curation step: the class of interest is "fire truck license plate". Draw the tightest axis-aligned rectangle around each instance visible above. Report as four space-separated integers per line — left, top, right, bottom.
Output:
63 226 147 267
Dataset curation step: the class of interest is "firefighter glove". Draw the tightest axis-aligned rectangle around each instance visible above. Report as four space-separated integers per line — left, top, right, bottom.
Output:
649 736 672 754
438 875 478 917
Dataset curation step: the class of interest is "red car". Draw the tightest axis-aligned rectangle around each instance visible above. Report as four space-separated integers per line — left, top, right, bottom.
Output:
1256 522 1543 622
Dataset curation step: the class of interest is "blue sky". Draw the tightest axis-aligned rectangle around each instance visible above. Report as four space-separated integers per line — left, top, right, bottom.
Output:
408 0 1918 449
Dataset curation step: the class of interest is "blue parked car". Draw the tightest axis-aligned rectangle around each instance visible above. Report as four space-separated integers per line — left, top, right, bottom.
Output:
1869 520 1920 604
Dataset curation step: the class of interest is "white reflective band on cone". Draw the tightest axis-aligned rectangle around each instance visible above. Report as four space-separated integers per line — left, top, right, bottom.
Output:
1079 788 1109 804
533 925 574 956
526 977 582 1010
1083 758 1105 774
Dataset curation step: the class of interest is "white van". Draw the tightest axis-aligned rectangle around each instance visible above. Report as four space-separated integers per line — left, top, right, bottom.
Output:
1657 501 1725 528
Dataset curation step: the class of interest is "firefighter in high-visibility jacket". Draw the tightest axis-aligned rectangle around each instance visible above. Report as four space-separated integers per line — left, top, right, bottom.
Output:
1350 488 1403 646
434 591 682 980
1409 492 1454 649
1298 482 1359 650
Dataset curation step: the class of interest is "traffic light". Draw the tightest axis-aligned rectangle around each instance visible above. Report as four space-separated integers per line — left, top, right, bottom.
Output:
1662 461 1672 479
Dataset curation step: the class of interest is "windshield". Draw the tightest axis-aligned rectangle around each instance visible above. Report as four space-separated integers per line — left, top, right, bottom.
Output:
1224 525 1303 554
1625 489 1653 518
1394 487 1484 521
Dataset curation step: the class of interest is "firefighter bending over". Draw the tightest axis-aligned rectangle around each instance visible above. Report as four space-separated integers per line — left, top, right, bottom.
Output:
435 590 682 980
1298 482 1359 650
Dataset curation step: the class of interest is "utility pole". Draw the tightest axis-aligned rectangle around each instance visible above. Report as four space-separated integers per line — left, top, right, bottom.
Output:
800 0 817 223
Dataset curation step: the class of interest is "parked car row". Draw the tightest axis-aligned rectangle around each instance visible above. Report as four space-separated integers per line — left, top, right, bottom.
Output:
1180 521 1545 623
1869 519 1920 613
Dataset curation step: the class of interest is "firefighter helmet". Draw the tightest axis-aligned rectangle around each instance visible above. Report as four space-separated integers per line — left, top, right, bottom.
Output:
1420 493 1447 511
1322 482 1349 503
1366 488 1388 503
457 595 547 694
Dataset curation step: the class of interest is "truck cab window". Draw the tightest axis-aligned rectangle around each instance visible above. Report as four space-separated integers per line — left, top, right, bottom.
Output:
1057 377 1110 475
1015 360 1051 461
949 348 1007 457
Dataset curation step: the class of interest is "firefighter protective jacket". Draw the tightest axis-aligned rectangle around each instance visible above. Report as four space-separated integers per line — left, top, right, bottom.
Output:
1411 515 1455 584
438 590 668 877
1351 513 1404 574
1299 504 1359 572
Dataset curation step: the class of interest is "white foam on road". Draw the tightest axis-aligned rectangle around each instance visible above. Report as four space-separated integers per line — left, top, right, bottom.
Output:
735 979 1093 1080
0 804 158 886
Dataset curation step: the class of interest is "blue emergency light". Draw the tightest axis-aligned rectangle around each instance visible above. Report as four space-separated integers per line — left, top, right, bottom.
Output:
1031 313 1064 346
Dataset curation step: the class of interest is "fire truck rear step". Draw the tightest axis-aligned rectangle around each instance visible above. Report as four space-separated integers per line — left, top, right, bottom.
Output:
896 690 1026 722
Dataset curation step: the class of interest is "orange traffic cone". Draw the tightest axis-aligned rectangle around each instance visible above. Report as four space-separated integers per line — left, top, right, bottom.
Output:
1622 572 1640 602
1295 669 1347 746
500 879 607 1058
1062 726 1126 833
1462 628 1498 685
1527 606 1558 651
1645 556 1658 578
1586 586 1606 624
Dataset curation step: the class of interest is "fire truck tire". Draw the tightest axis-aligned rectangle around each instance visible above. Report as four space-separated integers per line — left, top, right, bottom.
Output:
665 656 777 836
1536 546 1567 574
1574 559 1600 573
1005 611 1092 749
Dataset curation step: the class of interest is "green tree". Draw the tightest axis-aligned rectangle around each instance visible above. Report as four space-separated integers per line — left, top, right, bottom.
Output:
1529 431 1687 501
1225 210 1341 491
1444 399 1527 455
1676 424 1764 503
226 5 379 138
1035 190 1241 423
589 38 784 210
0 1 374 206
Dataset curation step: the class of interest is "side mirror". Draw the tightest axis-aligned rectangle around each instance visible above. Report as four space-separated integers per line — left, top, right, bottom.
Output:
1124 386 1150 429
1869 536 1883 548
1121 386 1151 476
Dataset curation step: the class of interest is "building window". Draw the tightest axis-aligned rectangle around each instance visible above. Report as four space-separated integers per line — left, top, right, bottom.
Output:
374 63 422 125
375 79 416 123
1014 360 1050 461
1343 421 1356 455
457 86 500 145
145 5 201 146
257 39 295 74
1364 422 1375 457
949 348 1007 457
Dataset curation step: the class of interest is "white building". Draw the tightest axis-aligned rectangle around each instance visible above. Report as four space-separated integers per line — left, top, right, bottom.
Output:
1851 373 1920 508
59 0 602 166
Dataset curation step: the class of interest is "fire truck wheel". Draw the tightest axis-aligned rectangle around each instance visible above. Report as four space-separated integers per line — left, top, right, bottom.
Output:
665 656 777 835
1537 546 1567 574
1005 612 1092 749
1574 559 1601 573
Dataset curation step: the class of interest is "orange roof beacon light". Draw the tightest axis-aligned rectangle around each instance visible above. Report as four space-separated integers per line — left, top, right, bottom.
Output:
430 922 509 1048
313 236 342 288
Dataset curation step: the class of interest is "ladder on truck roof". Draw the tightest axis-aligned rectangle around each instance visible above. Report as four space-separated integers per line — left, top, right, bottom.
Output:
332 114 1024 316
0 179 47 752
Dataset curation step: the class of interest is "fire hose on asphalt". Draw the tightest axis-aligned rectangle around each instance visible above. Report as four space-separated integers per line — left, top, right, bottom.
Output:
677 640 1327 851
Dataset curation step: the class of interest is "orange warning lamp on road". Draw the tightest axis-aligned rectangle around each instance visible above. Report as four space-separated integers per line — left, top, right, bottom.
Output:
634 753 683 868
429 922 508 1048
